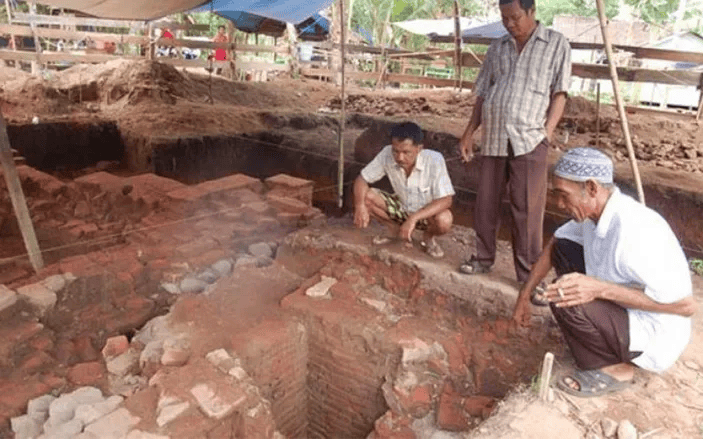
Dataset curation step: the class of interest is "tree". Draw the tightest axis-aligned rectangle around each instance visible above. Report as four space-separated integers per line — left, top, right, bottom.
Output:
536 0 620 26
622 0 680 25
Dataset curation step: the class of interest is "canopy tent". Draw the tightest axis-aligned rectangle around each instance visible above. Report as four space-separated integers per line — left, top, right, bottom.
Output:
460 20 507 39
199 10 329 39
392 17 479 37
35 0 333 23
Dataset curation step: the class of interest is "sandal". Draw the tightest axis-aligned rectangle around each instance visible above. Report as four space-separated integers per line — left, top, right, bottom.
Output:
372 235 392 245
557 369 632 398
458 255 491 275
420 239 444 259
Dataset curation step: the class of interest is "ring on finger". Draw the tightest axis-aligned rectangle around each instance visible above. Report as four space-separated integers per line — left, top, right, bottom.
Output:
557 288 565 299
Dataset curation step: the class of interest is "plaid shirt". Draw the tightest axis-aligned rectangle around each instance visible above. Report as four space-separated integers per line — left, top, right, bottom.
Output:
474 23 571 157
361 146 455 213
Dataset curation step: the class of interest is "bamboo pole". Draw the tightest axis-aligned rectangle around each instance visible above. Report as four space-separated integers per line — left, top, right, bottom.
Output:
596 82 601 147
338 0 346 208
453 0 463 90
595 0 645 204
29 1 42 75
538 352 554 401
0 112 44 272
374 7 393 90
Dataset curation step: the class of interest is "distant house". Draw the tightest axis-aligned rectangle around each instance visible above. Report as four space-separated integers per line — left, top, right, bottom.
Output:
638 32 703 110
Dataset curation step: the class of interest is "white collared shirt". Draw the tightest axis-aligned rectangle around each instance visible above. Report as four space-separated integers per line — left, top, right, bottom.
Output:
360 145 455 213
554 188 692 373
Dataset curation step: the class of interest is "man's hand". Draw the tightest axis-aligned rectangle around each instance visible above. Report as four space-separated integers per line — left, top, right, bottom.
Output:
547 272 605 307
459 135 475 163
511 297 531 328
354 205 370 229
399 217 417 242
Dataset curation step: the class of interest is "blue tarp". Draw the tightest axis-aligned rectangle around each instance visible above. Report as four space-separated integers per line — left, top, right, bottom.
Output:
195 0 333 25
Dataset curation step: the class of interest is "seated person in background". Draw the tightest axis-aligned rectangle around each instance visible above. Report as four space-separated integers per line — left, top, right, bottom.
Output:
353 122 454 258
512 147 696 397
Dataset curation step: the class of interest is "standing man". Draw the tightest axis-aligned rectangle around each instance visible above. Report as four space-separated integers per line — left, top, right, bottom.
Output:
458 0 571 284
354 122 454 258
512 147 696 396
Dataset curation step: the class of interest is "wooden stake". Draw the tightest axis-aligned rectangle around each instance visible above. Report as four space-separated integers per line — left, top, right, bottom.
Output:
375 7 393 90
538 352 554 401
0 113 44 272
147 22 155 60
286 22 299 78
29 1 42 75
3 0 20 70
596 82 601 147
338 0 346 208
696 76 703 121
595 0 645 204
453 0 463 91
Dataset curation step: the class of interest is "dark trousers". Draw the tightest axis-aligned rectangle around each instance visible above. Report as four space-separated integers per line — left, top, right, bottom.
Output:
474 139 549 282
550 239 641 370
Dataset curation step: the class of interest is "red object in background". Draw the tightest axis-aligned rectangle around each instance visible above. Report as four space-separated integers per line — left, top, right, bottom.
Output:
162 30 174 39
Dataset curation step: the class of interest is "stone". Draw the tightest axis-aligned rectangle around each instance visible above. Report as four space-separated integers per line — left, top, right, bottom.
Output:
305 276 337 298
585 432 601 439
161 339 191 367
400 339 433 365
235 255 258 268
196 268 220 284
125 430 171 439
160 282 181 295
179 277 207 294
67 362 106 386
601 417 618 437
684 360 700 371
16 283 57 315
43 418 83 438
436 383 469 432
0 284 18 312
27 394 56 422
83 408 140 439
266 194 309 214
256 256 274 268
616 420 637 439
41 274 67 292
248 242 274 259
106 349 140 377
140 341 164 370
74 395 123 426
190 383 247 420
102 335 129 359
211 259 233 277
205 349 240 374
11 414 42 439
157 401 190 427
74 201 91 218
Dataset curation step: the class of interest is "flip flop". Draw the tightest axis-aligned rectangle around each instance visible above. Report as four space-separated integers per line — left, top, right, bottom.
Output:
557 369 632 398
458 255 491 275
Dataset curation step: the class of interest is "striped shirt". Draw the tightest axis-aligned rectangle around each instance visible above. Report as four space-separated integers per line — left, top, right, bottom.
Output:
474 22 571 157
360 146 455 213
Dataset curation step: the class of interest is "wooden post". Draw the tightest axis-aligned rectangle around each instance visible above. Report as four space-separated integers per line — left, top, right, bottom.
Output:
374 7 393 90
453 0 463 90
29 1 42 75
696 75 703 121
147 22 155 60
538 352 554 401
227 21 236 79
595 0 645 204
338 0 346 209
0 113 44 272
596 82 601 147
3 0 20 70
286 22 299 78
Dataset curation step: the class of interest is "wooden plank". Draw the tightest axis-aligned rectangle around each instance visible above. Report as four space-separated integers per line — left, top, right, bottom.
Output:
162 58 290 72
434 34 703 64
154 39 288 54
0 112 44 272
0 24 148 44
571 62 701 86
13 12 145 29
301 67 474 87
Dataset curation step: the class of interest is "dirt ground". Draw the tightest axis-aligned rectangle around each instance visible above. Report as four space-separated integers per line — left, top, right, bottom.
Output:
1 60 703 438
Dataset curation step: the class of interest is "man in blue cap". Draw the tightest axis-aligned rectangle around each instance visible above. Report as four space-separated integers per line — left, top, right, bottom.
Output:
512 147 696 397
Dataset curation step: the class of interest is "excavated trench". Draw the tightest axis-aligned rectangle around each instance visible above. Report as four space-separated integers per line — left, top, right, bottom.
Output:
7 115 703 259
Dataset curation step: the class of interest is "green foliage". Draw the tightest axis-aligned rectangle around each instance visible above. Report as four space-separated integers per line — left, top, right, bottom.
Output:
690 258 703 277
623 0 680 24
536 0 619 26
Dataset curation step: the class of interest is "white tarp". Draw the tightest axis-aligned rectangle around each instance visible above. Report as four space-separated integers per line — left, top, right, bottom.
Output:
392 17 482 37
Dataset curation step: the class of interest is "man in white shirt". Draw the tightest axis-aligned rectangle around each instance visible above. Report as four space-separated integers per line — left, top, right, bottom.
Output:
353 122 454 258
512 147 696 397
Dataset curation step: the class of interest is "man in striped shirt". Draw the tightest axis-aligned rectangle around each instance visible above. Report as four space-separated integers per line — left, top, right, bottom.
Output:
458 0 571 284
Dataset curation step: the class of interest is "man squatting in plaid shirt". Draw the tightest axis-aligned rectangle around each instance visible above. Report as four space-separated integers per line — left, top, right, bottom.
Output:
458 0 572 290
353 122 455 259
